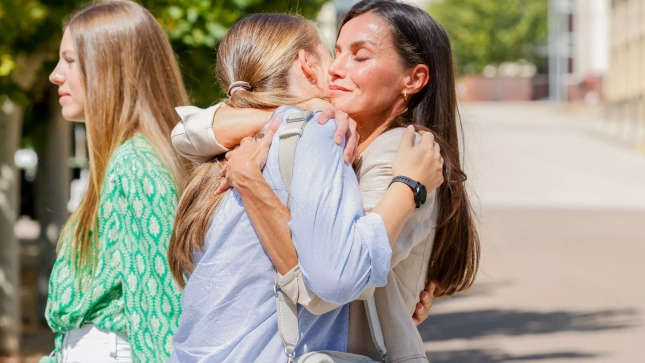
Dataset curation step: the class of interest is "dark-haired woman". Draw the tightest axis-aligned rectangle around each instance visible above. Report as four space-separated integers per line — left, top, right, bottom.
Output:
172 1 479 362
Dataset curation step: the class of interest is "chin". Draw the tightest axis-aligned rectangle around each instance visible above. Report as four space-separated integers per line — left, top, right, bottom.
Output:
332 100 357 116
62 108 85 122
330 95 349 109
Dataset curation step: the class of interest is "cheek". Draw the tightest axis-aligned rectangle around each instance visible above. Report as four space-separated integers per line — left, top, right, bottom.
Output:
66 71 86 120
68 75 85 116
68 74 84 103
349 64 401 106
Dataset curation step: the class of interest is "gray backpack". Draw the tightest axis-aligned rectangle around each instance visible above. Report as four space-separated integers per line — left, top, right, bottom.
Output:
275 109 389 363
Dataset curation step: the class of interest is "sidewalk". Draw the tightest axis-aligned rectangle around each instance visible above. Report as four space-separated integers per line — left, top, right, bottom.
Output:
421 102 645 362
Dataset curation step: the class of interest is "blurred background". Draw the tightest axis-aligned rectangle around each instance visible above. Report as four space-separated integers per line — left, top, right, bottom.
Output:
1 0 643 362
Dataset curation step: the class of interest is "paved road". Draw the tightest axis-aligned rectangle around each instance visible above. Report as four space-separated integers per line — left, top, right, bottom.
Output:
10 102 645 363
420 102 645 363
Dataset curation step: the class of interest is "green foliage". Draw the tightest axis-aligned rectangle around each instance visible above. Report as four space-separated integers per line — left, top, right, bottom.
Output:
145 0 326 106
0 0 325 108
428 0 548 75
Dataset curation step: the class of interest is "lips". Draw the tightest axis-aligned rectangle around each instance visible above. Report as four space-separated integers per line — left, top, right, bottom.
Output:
329 85 350 94
58 90 71 103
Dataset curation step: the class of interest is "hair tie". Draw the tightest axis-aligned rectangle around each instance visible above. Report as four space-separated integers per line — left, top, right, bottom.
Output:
227 81 252 97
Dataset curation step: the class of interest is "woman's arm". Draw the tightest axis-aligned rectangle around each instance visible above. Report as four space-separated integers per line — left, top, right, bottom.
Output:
171 103 359 163
211 105 273 148
103 153 182 362
223 115 441 304
223 124 443 270
225 121 439 317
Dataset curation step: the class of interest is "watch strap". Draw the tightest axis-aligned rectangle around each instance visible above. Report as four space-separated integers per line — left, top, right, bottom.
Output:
389 176 422 208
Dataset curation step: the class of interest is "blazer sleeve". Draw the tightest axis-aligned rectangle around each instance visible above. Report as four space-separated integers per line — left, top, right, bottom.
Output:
171 104 229 163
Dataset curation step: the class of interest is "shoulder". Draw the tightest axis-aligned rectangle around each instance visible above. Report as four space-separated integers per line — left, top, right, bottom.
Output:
359 127 420 168
272 106 338 145
108 135 164 174
104 135 176 197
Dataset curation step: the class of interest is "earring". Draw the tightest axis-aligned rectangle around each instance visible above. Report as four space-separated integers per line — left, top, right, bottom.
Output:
403 90 408 101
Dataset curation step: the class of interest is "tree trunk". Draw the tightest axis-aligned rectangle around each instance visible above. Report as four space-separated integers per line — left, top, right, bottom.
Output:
36 87 71 320
0 99 23 357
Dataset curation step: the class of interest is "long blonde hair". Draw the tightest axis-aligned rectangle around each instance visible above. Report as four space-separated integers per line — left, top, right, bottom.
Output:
168 13 323 288
59 0 190 275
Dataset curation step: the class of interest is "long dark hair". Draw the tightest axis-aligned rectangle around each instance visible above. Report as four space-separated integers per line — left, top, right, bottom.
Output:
342 0 480 297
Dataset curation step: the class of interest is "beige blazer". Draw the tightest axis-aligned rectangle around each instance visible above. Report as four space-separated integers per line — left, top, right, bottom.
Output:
171 107 438 363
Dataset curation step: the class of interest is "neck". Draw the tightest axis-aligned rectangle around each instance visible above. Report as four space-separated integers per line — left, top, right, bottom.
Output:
287 65 320 101
355 105 407 157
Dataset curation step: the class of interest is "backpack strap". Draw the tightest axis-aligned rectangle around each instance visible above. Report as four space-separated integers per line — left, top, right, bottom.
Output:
278 110 312 208
275 109 311 363
365 297 389 362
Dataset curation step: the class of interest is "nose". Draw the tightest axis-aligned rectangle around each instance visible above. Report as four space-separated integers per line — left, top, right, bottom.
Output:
328 53 346 80
49 69 65 85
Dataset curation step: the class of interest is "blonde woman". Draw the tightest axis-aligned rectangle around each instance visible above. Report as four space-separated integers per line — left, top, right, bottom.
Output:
168 13 443 362
42 1 189 362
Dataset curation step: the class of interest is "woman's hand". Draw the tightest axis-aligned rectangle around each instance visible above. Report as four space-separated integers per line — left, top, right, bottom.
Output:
412 281 435 325
317 109 359 164
392 125 444 192
302 98 359 164
215 117 281 195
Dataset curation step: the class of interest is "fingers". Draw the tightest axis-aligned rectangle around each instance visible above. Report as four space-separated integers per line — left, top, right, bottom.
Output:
413 302 426 326
412 282 435 326
260 117 280 148
317 109 335 125
347 119 359 163
433 141 444 165
419 128 436 146
343 133 357 164
426 281 436 299
254 119 279 169
214 177 231 195
398 125 415 151
414 130 443 165
331 110 349 145
318 109 350 145
266 117 281 138
421 289 433 312
343 121 358 163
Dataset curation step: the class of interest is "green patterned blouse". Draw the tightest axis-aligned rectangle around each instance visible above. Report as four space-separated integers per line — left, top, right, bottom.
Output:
41 134 183 362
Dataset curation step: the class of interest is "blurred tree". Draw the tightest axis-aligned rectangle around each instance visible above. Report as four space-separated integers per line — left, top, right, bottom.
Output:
0 99 22 356
148 0 325 105
0 0 324 355
428 0 548 75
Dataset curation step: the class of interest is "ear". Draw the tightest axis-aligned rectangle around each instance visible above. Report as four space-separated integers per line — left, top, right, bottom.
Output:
403 64 430 97
297 49 318 84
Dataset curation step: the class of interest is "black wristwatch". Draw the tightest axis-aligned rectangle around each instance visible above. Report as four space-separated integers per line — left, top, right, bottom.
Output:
389 176 427 208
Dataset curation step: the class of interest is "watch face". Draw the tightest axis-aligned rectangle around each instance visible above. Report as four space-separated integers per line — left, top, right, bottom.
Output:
417 185 428 205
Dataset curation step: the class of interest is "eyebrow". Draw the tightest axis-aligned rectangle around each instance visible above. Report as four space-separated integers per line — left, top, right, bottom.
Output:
61 50 75 57
335 40 377 50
